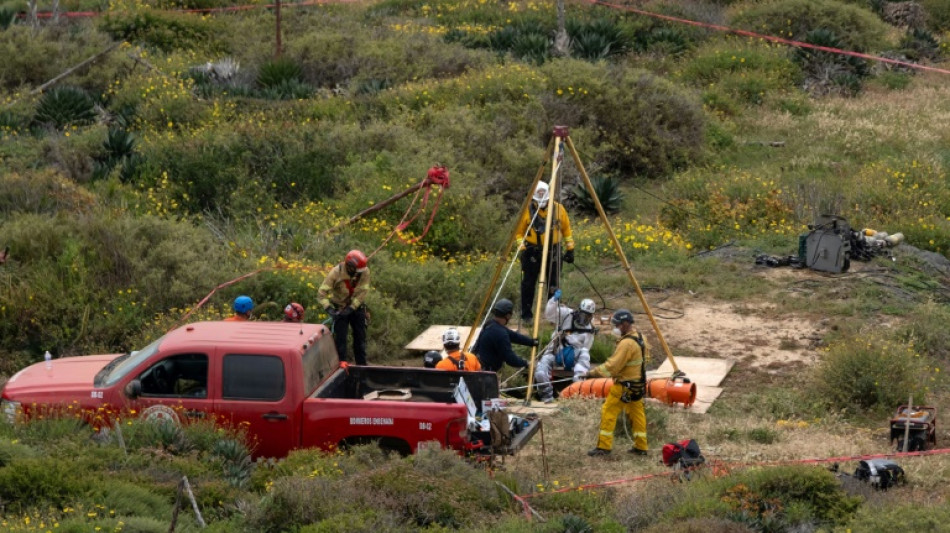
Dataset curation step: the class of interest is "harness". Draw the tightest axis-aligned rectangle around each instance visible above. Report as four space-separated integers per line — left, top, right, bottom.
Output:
446 352 465 370
620 333 646 403
341 266 362 300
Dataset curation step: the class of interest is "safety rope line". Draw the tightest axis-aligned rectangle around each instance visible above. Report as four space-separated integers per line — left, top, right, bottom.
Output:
517 446 950 500
586 0 950 76
169 263 328 330
368 167 449 257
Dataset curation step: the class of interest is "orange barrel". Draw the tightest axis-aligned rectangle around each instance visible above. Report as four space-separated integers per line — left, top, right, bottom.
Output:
559 378 614 399
646 377 697 408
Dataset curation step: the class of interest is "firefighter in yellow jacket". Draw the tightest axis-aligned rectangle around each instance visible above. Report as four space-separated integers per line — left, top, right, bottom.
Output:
586 309 648 457
515 181 575 321
318 250 371 365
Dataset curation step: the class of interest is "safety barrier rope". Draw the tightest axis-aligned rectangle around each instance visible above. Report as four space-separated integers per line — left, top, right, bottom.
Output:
515 446 950 505
585 0 950 76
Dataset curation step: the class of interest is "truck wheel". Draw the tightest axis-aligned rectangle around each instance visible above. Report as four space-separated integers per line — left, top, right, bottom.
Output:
340 437 411 457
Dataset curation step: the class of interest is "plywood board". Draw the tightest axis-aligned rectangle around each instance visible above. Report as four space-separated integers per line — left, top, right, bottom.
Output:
505 400 562 417
405 325 482 352
653 356 734 387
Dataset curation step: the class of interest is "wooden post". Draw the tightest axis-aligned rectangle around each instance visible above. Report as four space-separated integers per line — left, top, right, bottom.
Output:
564 135 681 373
462 140 554 353
902 395 912 453
524 133 563 405
275 0 283 58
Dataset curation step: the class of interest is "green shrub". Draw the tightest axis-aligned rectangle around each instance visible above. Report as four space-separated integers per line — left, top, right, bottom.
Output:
33 86 97 130
99 8 224 52
874 70 911 90
538 60 705 178
0 213 227 363
0 440 37 467
922 0 950 31
841 501 950 532
84 480 170 519
573 176 623 214
0 25 125 93
730 0 890 52
0 169 96 215
813 333 930 412
0 457 94 511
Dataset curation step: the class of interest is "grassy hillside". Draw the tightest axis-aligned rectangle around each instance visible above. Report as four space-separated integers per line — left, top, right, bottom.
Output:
2 0 950 529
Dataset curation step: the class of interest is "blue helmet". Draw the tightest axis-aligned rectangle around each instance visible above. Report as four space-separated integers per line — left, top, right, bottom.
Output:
233 295 254 314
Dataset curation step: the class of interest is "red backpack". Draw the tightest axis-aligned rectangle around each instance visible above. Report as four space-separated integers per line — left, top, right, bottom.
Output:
662 439 704 467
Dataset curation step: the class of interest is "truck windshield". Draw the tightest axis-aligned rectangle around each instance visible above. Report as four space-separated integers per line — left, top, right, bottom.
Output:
101 335 166 386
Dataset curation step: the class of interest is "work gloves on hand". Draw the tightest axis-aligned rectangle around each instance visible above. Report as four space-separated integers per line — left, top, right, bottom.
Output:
563 249 574 264
552 289 562 301
325 306 339 318
339 306 355 317
532 338 540 347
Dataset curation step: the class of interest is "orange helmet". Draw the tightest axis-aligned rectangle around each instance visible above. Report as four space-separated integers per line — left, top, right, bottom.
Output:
345 250 368 272
284 302 305 322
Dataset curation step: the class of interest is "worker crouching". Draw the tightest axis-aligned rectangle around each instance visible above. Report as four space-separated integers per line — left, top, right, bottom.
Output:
435 328 481 371
586 309 649 457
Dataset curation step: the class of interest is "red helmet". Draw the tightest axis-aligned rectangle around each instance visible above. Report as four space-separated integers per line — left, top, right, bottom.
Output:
284 302 305 322
345 250 368 272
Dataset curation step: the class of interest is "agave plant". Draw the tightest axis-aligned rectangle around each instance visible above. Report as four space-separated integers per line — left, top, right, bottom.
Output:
573 176 623 214
256 57 303 89
0 6 16 30
103 128 135 160
795 29 869 96
213 438 254 487
354 78 392 96
33 86 97 130
512 32 551 64
569 18 632 60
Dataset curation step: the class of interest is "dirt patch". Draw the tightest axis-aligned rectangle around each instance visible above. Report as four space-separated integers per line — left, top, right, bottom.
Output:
648 298 825 374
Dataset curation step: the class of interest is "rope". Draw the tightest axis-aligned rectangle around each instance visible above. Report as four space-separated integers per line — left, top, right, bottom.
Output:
585 0 950 76
16 0 358 19
500 376 574 393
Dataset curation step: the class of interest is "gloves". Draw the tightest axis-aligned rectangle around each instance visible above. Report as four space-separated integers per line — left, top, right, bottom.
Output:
553 289 562 301
339 306 354 317
325 306 339 318
563 249 574 264
532 338 540 347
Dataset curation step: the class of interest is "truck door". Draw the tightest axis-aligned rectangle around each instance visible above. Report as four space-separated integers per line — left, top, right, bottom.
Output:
131 352 213 425
215 353 298 459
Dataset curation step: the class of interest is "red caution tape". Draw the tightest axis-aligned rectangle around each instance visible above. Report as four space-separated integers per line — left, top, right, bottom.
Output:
585 0 950 76
17 0 355 19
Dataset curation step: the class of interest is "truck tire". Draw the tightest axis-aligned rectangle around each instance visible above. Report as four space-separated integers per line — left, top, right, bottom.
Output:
340 437 411 457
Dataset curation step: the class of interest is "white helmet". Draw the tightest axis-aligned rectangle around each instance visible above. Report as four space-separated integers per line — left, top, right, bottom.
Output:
533 182 550 209
575 298 595 327
579 298 596 314
442 328 461 347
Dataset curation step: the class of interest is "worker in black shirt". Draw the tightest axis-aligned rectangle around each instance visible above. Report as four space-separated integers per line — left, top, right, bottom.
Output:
472 298 539 372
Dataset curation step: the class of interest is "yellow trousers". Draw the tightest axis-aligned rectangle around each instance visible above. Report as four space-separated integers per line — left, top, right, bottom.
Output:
596 383 647 452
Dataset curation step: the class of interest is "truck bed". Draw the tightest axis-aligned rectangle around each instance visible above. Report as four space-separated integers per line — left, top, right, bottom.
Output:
312 365 499 406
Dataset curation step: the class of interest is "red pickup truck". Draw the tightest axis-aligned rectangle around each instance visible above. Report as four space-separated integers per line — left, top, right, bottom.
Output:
0 321 538 458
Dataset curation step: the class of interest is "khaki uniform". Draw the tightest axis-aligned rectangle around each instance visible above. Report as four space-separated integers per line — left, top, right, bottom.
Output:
589 331 648 452
515 201 575 250
317 264 370 310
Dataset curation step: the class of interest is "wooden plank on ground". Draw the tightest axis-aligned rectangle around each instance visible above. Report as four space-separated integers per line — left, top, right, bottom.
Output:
405 325 482 352
653 356 734 387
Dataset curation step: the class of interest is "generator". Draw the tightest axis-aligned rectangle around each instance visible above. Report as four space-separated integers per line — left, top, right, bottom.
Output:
800 215 852 273
889 405 937 452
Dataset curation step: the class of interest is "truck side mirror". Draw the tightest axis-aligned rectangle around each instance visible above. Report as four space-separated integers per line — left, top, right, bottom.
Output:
125 379 142 399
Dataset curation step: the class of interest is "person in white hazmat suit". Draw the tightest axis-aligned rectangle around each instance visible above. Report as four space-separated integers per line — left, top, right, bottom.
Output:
536 289 596 403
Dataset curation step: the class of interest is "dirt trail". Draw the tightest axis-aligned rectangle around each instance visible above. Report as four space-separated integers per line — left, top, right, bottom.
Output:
648 298 825 373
